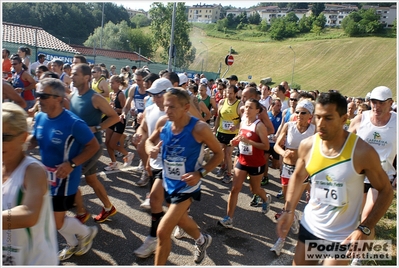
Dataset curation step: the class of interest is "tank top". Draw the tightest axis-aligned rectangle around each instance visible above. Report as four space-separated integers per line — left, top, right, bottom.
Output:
69 89 103 144
302 133 364 242
357 110 397 181
217 99 240 134
259 96 271 111
238 119 267 167
198 95 211 119
285 121 315 149
113 90 123 115
284 108 293 123
133 85 147 113
267 110 282 144
13 70 35 101
161 117 204 195
146 103 166 170
215 92 223 104
2 157 58 265
92 76 110 103
59 72 66 82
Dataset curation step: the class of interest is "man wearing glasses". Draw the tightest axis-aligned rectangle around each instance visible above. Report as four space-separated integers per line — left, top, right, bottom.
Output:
10 55 36 111
28 78 100 260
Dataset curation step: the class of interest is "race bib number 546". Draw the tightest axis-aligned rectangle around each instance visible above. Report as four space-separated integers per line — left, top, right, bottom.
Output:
164 160 185 180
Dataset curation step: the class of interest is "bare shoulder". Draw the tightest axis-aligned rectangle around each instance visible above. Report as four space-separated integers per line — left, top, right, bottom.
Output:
24 161 47 188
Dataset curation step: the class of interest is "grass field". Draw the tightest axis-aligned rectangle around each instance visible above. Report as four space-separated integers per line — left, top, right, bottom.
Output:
188 26 397 99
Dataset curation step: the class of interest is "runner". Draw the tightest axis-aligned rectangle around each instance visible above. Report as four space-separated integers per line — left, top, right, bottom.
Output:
146 87 223 265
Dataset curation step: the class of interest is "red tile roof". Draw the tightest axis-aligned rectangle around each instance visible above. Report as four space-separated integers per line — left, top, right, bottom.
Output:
2 22 79 53
71 45 151 62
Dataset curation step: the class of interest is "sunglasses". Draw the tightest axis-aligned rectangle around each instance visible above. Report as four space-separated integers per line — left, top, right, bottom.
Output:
150 91 165 98
295 111 308 115
290 98 298 101
3 132 24 142
37 92 60 99
91 71 97 73
11 63 19 65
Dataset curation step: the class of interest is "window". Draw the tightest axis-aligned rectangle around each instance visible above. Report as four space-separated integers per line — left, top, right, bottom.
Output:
190 10 192 13
189 15 192 18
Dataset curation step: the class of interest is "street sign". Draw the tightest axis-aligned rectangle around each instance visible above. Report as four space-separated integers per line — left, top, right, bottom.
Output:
248 75 252 80
225 54 234 66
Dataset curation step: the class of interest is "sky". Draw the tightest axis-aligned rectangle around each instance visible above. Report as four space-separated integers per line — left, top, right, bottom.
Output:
113 1 263 11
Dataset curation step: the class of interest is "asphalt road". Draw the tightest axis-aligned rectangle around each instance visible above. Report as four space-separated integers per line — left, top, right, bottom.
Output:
28 125 308 266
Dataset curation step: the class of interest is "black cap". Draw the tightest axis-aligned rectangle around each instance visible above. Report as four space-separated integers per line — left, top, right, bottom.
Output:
226 75 238 81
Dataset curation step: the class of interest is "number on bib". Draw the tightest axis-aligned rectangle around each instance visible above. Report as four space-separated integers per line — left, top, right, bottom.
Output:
45 167 58 187
239 142 253 155
222 120 233 131
164 160 185 180
314 180 347 207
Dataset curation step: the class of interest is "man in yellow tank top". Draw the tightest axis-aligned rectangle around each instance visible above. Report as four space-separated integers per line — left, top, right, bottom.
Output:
275 91 393 265
91 65 110 103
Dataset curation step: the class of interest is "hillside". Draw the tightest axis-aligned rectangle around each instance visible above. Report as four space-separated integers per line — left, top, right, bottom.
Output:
188 27 397 99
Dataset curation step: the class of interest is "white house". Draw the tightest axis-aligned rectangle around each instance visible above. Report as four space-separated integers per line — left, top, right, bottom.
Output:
188 3 222 23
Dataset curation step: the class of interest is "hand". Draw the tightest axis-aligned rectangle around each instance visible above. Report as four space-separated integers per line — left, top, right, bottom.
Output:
55 161 74 179
150 141 163 159
181 171 201 186
137 112 144 124
276 212 295 239
15 87 23 93
131 133 142 147
119 114 125 124
283 149 294 158
229 125 237 132
340 228 375 256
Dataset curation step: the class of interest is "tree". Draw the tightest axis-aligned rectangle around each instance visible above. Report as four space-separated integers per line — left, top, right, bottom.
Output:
288 3 309 9
248 12 261 25
313 12 327 29
342 8 384 36
298 14 313 33
149 2 194 69
285 11 299 23
311 3 325 17
131 14 151 28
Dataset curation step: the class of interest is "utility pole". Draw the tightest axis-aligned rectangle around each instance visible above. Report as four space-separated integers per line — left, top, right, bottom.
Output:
100 2 105 48
168 2 176 72
289 45 296 86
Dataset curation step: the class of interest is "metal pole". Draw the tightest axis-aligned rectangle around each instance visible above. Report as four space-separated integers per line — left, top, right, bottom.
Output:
289 45 296 85
139 47 141 68
201 59 204 74
100 2 105 48
168 2 176 72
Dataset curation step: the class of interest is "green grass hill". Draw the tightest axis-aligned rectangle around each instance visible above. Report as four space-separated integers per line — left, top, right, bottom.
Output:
188 27 397 100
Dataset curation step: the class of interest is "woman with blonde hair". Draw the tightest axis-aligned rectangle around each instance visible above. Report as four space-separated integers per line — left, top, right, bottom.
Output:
2 102 58 265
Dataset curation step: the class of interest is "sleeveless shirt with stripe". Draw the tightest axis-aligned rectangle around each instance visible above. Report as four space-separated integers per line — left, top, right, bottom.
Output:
238 118 266 167
161 117 204 195
217 99 240 134
302 132 364 242
2 157 58 265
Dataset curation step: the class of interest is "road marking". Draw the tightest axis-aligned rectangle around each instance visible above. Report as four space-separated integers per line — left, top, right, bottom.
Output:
81 166 141 178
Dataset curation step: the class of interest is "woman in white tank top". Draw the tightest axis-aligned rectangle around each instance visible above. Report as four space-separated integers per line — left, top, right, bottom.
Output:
2 102 58 265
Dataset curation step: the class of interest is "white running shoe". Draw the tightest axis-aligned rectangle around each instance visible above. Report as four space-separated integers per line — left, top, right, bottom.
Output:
173 226 187 239
75 226 98 256
122 152 135 167
270 237 285 256
140 194 151 210
104 162 118 171
134 236 157 258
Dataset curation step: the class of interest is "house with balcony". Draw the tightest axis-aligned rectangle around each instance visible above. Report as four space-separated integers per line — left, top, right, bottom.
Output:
188 3 222 23
363 5 397 27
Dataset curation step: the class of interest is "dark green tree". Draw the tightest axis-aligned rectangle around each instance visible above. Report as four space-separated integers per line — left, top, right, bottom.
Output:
131 14 151 28
248 12 261 25
285 11 299 23
298 14 314 33
311 3 325 17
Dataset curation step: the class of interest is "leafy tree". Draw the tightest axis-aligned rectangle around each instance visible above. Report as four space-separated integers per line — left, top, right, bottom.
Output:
149 2 194 69
269 17 297 40
277 3 288 8
131 14 151 28
215 18 228 31
341 8 383 36
311 3 325 17
258 19 269 32
248 12 261 25
288 3 309 9
312 12 327 29
298 14 313 33
285 11 299 23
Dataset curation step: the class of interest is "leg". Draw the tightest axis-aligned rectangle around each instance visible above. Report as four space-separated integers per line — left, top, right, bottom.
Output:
248 174 267 200
263 153 270 178
293 241 320 266
74 188 86 215
85 173 112 209
105 128 116 163
155 199 192 265
227 168 247 218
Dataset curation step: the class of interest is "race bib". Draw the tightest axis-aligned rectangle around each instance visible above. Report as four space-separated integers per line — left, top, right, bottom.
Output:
135 99 145 110
164 160 185 180
222 120 234 131
281 163 295 179
314 180 347 207
2 245 22 265
381 160 389 173
45 166 59 187
239 142 253 155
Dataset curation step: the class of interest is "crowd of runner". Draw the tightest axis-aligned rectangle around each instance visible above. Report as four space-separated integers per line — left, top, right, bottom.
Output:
2 48 397 266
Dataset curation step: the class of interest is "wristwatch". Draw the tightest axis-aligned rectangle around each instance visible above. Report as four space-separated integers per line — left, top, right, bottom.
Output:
198 168 207 178
357 225 371 236
69 160 77 169
95 125 102 132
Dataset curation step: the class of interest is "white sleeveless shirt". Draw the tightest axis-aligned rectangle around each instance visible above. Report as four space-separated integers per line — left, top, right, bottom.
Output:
358 110 397 181
285 121 315 149
146 103 166 170
2 156 58 265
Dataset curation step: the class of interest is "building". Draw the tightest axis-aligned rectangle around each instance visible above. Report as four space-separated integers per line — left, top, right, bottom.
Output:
363 5 397 27
125 8 149 19
188 3 222 23
225 8 256 18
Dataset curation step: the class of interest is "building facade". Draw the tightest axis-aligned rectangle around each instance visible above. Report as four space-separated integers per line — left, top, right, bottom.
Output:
188 3 222 23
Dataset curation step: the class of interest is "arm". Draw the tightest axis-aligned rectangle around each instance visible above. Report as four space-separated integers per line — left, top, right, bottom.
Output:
3 81 27 108
276 138 313 238
19 72 36 91
131 110 148 148
145 115 168 158
239 122 270 151
210 97 217 115
188 96 205 121
26 135 38 150
99 79 110 98
275 109 287 138
2 163 47 229
121 85 136 116
213 99 224 133
273 123 289 157
91 94 119 131
199 101 211 121
347 114 361 134
115 90 126 114
258 109 275 135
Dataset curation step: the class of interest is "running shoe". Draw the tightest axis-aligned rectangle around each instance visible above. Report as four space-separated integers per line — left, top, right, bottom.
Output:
222 173 232 184
58 245 78 261
351 258 363 266
134 236 157 258
137 171 150 187
216 167 226 177
274 211 282 220
173 226 187 239
114 151 123 157
140 193 151 210
122 152 135 167
270 237 285 256
261 194 272 214
94 205 117 223
250 194 261 207
194 234 212 264
218 216 233 228
291 211 300 234
75 212 91 224
261 176 269 186
276 190 284 199
104 162 118 171
75 226 98 256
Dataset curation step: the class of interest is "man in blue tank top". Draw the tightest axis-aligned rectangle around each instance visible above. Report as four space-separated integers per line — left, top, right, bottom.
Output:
69 63 120 223
146 88 223 265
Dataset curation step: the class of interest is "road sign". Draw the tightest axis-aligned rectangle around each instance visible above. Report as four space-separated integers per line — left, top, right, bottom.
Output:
225 54 234 66
248 75 252 80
